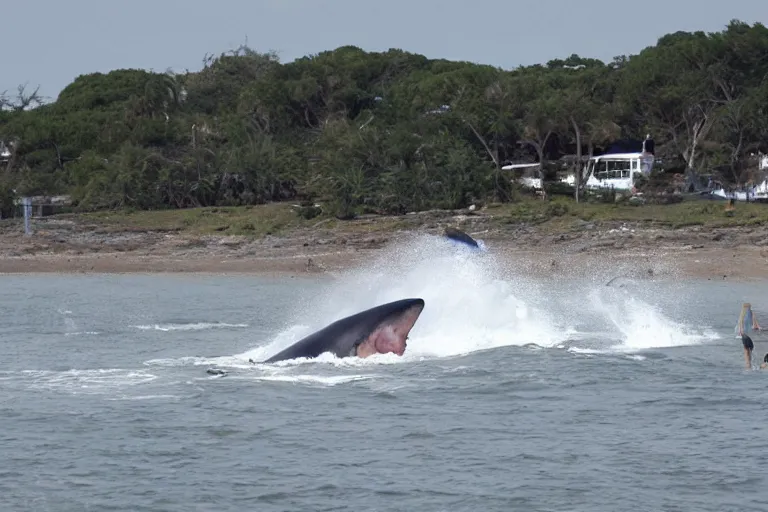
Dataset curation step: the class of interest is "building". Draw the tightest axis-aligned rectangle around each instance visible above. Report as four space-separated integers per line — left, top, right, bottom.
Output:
0 140 11 164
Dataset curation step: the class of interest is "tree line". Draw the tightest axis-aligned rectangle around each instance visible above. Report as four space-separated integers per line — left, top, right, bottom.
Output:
1 19 767 218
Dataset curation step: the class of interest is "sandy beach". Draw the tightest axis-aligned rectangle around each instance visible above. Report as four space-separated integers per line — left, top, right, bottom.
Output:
1 208 767 281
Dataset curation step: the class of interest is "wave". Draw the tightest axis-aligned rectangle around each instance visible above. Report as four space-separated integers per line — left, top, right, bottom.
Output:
132 322 249 332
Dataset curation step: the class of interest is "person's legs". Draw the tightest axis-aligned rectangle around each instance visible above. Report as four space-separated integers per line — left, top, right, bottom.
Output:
742 335 754 369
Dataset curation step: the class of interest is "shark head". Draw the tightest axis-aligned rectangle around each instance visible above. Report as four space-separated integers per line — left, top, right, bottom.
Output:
262 298 426 364
353 298 425 358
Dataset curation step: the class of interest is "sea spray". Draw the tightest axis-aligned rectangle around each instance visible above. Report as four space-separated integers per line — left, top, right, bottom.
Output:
239 233 568 363
227 233 721 365
584 284 720 352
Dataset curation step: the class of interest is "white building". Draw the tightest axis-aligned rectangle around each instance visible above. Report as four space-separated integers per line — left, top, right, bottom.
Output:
0 141 10 163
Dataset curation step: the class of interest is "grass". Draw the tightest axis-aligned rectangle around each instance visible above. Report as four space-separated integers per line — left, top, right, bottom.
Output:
70 203 432 238
52 196 768 238
77 203 314 236
485 196 768 231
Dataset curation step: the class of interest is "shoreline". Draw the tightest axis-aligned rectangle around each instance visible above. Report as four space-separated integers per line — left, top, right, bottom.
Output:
1 238 767 283
1 208 767 281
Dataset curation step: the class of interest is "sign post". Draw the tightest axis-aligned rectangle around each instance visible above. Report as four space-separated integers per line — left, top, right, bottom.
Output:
22 197 32 235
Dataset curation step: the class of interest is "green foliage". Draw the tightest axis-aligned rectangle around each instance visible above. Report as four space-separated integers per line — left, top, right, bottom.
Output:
2 20 768 219
0 177 16 218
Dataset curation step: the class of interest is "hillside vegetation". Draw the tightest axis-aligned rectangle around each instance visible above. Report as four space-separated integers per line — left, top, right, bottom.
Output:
1 19 767 221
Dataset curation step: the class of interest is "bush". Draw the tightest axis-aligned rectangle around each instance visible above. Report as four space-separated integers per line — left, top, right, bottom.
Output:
546 202 570 217
296 202 322 220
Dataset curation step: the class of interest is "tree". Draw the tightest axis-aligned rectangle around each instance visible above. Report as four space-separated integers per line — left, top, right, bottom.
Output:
548 65 619 202
0 20 767 213
0 83 45 112
515 71 558 167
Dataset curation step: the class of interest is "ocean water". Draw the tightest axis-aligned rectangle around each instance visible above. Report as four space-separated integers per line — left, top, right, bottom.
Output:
2 234 768 512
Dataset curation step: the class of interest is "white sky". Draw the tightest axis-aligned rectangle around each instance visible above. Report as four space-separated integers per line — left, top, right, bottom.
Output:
1 0 766 101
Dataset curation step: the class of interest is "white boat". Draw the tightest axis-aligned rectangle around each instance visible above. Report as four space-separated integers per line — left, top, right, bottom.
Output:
708 181 768 202
572 151 655 192
706 152 768 201
501 162 543 189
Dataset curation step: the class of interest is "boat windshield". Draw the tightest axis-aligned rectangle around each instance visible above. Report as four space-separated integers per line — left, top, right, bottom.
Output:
594 159 632 180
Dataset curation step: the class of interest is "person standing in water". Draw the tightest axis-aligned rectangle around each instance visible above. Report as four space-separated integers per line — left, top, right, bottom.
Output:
738 303 762 369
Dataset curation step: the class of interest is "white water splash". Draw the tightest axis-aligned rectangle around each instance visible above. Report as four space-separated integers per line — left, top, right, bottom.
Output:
162 234 721 376
244 374 375 386
133 322 249 332
234 234 569 366
57 308 78 333
585 287 720 353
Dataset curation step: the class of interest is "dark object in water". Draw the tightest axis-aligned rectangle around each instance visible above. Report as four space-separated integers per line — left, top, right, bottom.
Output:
206 368 227 376
443 227 479 248
263 298 425 363
605 275 628 287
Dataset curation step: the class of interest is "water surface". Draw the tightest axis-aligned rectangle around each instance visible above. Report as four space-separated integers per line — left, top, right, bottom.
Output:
2 237 767 511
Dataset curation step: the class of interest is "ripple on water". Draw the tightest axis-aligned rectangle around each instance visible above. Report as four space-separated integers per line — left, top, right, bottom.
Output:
3 273 768 512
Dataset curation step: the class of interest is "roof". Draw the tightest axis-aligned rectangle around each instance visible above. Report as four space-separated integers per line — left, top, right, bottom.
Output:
591 152 649 160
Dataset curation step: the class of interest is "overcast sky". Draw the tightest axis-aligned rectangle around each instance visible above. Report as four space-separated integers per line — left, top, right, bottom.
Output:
2 0 766 102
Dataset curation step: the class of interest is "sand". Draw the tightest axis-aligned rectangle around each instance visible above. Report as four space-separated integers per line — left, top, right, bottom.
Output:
1 210 767 281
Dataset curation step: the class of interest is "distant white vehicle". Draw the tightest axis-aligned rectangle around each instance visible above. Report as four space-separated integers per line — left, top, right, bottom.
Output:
503 150 655 194
0 141 11 163
570 152 654 192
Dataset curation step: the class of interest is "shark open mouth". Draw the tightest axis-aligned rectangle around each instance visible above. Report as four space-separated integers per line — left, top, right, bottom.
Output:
354 301 425 358
260 298 427 364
